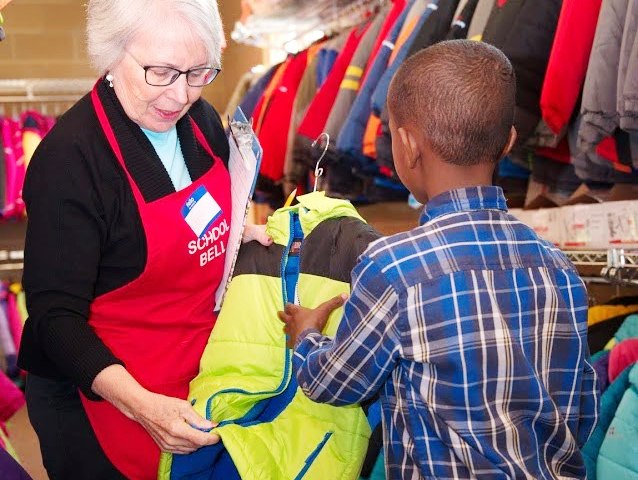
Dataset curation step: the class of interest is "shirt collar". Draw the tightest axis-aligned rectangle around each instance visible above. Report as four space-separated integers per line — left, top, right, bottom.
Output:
419 186 508 225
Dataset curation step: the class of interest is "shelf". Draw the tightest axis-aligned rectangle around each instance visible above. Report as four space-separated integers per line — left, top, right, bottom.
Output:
564 250 608 266
564 248 638 287
564 249 638 268
0 221 26 279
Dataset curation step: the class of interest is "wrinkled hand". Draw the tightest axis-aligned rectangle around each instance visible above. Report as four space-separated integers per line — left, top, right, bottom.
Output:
242 224 273 246
278 294 348 348
133 392 220 455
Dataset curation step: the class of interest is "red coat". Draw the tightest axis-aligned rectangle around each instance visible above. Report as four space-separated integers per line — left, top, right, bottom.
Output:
540 0 603 135
297 23 370 141
254 51 309 182
609 338 638 383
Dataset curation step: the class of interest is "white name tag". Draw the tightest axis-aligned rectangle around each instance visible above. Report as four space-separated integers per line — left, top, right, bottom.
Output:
181 185 222 238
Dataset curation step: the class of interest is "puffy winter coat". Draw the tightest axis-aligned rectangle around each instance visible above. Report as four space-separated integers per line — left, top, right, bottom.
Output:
160 192 381 480
583 363 638 480
578 0 631 152
482 0 562 146
539 0 603 145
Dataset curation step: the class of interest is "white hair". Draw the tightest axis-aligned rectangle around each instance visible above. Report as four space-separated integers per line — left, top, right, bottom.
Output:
86 0 223 75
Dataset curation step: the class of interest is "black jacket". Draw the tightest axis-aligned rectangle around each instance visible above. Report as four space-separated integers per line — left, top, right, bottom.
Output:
481 0 563 146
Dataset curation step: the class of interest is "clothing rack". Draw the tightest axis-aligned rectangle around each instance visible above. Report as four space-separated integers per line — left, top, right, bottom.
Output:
232 0 383 52
0 222 26 281
0 77 95 116
0 79 92 279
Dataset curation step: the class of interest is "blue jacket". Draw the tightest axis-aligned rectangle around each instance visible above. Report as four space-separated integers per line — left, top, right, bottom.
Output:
370 0 448 116
582 363 638 479
335 1 413 164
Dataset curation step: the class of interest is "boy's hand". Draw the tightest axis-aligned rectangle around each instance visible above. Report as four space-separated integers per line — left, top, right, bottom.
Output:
278 294 348 348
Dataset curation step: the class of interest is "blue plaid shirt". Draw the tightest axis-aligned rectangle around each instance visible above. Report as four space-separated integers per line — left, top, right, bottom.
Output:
295 186 598 480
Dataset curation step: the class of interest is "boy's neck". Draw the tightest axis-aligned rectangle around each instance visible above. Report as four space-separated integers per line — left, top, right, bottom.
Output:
425 162 495 201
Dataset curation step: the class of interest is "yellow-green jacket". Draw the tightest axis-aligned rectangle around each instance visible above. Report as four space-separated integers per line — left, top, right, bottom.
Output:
160 192 380 479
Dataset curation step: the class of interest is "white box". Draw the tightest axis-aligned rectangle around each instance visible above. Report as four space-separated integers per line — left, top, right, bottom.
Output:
560 203 608 250
527 208 563 247
606 200 638 248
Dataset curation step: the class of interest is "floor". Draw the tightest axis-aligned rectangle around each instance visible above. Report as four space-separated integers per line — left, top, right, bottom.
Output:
7 201 420 480
8 406 47 480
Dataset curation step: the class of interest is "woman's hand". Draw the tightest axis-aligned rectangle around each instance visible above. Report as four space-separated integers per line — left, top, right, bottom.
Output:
132 391 219 454
242 223 272 246
92 365 219 454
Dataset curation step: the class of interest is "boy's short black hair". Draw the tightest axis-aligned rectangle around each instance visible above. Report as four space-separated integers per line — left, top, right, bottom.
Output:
387 39 516 166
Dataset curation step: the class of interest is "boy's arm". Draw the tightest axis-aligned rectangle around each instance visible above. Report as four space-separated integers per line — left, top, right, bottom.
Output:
293 256 401 406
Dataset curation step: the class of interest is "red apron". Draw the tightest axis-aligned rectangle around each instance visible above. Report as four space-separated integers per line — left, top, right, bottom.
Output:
80 85 231 479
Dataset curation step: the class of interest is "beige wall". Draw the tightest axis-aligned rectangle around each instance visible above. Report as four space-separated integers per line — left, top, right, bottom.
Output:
0 0 265 111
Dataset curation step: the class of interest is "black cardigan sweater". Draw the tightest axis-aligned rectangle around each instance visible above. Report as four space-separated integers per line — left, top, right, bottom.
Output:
18 79 229 400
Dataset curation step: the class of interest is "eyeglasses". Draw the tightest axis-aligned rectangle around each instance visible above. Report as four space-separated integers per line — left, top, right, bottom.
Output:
126 51 221 87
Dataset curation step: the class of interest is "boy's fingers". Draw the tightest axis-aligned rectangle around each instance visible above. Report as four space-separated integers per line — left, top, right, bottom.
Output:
318 294 348 314
277 311 291 323
284 303 300 315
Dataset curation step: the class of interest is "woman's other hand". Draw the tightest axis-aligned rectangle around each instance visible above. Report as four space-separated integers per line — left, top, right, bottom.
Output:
132 392 219 454
92 365 219 454
242 223 272 246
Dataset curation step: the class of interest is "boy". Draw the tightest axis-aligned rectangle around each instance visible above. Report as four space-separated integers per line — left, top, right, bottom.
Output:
279 40 598 479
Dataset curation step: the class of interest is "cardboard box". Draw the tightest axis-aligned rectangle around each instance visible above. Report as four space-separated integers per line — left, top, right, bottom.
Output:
606 200 638 248
561 203 608 250
527 208 563 247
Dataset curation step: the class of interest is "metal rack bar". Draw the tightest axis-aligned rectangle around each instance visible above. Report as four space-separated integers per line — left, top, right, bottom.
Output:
0 78 95 95
564 251 609 266
0 78 94 119
0 94 86 103
232 0 381 51
565 249 638 286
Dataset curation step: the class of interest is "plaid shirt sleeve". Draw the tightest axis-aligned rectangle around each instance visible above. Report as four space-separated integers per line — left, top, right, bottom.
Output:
294 254 401 406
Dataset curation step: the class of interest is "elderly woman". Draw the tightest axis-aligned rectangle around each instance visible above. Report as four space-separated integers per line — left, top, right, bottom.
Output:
17 1 269 478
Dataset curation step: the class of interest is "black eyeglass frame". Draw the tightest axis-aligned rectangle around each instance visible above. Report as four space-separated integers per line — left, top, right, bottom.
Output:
126 50 221 87
140 65 221 87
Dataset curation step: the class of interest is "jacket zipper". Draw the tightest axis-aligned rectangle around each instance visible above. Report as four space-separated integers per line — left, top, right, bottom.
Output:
204 213 300 422
293 431 334 479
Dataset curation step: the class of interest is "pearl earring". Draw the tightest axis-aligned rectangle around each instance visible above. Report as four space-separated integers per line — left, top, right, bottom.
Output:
105 74 114 88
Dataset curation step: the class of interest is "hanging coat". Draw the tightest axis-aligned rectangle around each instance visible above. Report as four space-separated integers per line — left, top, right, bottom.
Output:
316 32 350 89
1 118 25 219
466 0 494 40
616 1 638 127
297 23 371 143
336 1 412 165
446 0 480 40
254 51 310 184
539 0 603 145
482 0 562 146
323 5 390 140
284 43 323 191
238 64 279 121
578 0 630 152
360 0 434 163
0 129 5 215
620 32 638 133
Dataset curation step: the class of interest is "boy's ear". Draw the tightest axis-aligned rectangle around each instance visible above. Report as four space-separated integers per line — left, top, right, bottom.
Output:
500 126 517 158
397 126 421 169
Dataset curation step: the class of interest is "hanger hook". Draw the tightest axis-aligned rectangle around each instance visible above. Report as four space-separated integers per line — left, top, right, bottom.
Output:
311 132 330 192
